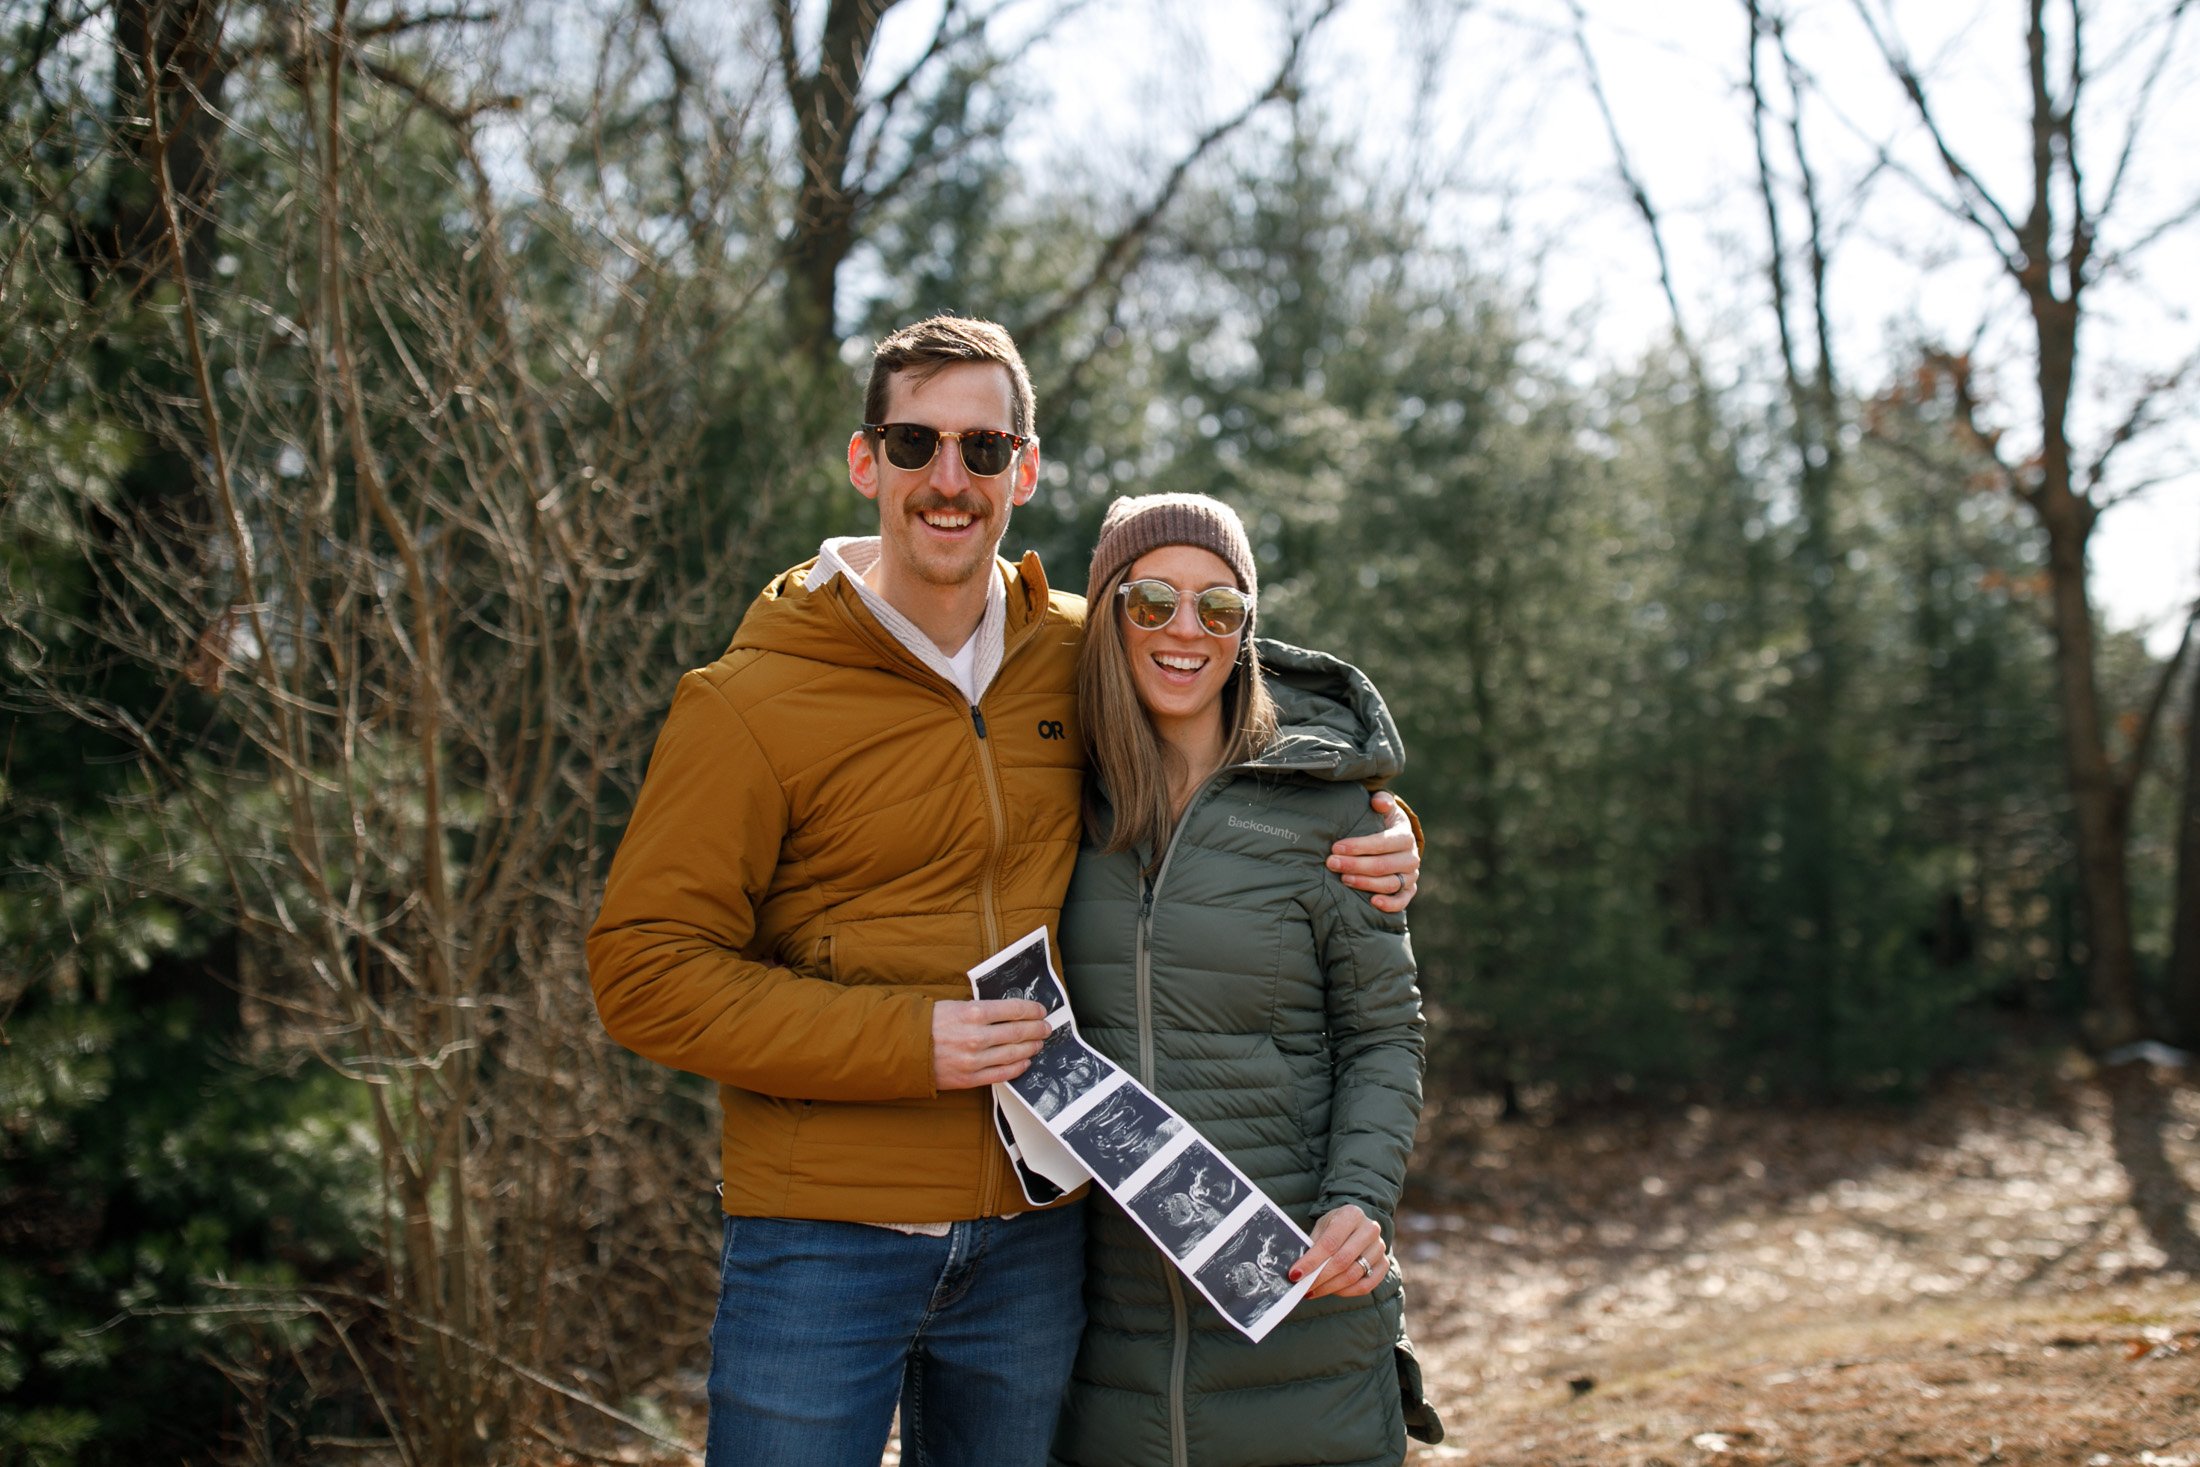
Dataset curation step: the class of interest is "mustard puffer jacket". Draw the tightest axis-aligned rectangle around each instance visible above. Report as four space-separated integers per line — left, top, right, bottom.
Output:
1051 641 1428 1467
588 552 1087 1223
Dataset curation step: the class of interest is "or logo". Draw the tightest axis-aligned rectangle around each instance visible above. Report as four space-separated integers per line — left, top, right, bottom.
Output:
1037 720 1067 740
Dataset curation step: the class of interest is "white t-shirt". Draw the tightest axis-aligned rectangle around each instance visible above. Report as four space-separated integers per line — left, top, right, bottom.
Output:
810 536 1006 704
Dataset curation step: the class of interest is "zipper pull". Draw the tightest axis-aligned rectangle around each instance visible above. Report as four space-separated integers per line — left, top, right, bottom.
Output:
971 705 988 738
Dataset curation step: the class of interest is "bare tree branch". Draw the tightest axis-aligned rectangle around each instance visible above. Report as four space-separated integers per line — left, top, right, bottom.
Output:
860 0 1097 217
2083 344 2200 496
1566 0 1692 358
2095 0 2195 228
223 6 497 66
2097 472 2190 514
142 12 285 765
853 0 976 189
634 0 717 254
352 7 495 41
1775 14 1839 414
2115 598 2198 824
1920 345 2021 494
2093 190 2200 277
1746 0 1806 409
1847 0 2025 271
1015 0 1346 347
353 52 516 126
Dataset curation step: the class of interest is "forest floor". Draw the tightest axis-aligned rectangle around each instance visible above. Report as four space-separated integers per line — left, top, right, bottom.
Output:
624 1048 2200 1465
1395 1048 2200 1467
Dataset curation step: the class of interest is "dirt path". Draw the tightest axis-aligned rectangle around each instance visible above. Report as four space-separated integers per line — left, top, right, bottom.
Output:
1398 1055 2200 1466
620 1054 2197 1465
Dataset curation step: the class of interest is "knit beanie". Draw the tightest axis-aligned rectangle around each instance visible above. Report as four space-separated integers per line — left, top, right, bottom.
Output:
1086 493 1259 611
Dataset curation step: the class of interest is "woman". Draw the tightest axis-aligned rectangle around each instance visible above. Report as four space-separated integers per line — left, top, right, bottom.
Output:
1052 493 1436 1467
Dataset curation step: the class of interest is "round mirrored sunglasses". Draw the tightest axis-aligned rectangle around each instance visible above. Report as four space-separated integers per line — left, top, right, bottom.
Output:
1117 579 1254 637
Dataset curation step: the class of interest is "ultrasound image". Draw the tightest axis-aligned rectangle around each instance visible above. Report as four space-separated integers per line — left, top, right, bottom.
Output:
1058 1084 1182 1188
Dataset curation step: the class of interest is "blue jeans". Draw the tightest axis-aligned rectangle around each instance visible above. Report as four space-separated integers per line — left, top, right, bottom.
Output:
704 1204 1086 1467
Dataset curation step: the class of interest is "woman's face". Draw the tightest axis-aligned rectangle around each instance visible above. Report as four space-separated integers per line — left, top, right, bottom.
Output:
1119 544 1244 737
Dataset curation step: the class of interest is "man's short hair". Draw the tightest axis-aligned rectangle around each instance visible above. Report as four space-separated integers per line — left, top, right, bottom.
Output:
865 315 1037 438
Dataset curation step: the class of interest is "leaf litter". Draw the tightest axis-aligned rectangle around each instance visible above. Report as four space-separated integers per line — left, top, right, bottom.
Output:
1400 1052 2200 1466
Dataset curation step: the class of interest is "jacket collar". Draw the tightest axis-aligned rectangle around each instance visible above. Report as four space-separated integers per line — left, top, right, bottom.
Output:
728 549 1054 677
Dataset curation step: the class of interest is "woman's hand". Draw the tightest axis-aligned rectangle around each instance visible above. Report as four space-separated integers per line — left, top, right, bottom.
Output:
1287 1204 1388 1299
1328 791 1420 913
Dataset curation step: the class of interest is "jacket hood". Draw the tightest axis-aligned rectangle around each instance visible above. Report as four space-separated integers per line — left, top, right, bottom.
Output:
1247 638 1404 784
726 549 1057 670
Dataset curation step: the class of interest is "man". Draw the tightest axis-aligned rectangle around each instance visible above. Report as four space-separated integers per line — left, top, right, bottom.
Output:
587 315 1417 1467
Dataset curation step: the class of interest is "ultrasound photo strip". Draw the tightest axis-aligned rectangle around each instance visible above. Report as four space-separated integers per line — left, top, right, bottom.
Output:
967 929 1073 1031
970 930 1091 1204
1040 1069 1319 1342
969 930 1321 1343
975 930 1096 1205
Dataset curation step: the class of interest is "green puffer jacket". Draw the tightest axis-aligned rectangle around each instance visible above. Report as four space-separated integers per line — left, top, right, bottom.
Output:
1051 640 1427 1467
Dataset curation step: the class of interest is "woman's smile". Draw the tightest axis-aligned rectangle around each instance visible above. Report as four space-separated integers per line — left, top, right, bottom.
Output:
1150 650 1209 680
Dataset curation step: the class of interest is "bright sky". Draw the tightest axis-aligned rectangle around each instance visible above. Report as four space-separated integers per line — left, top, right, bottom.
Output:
872 0 2200 655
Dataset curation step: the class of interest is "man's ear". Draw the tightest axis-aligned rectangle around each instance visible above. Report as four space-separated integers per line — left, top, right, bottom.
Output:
1010 442 1040 506
849 430 882 502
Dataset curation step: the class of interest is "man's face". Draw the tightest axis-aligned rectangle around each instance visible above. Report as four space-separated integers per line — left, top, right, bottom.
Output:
849 361 1038 593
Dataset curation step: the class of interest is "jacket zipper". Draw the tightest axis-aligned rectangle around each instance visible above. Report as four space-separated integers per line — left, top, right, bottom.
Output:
1135 785 1217 1467
963 612 1050 1214
971 703 1006 956
967 606 1049 958
969 700 1009 1213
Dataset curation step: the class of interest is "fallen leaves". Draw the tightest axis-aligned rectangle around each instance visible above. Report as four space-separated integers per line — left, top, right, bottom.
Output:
2124 1326 2200 1362
1400 1057 2200 1467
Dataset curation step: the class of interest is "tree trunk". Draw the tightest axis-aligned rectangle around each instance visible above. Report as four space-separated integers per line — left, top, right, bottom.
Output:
1747 2 1846 1091
93 0 228 292
72 0 229 708
777 0 898 360
2169 654 2200 1045
2030 296 2145 1046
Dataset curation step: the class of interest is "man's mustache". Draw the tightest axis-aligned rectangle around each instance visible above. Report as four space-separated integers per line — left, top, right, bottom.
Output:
910 495 991 517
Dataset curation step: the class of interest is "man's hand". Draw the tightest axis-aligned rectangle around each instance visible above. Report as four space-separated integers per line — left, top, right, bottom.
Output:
1287 1203 1389 1299
932 999 1051 1091
1328 790 1421 913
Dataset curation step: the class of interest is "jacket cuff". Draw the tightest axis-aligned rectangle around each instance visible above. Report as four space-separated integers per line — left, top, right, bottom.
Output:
904 992 942 1099
1313 1192 1395 1240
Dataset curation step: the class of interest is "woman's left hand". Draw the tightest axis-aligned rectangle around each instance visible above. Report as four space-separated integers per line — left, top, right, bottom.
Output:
1287 1204 1388 1299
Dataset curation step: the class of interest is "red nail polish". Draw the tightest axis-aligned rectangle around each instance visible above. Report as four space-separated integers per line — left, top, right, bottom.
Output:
1288 1269 1302 1282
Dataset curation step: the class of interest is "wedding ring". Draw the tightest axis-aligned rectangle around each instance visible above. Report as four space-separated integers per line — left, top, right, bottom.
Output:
1357 1255 1373 1278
